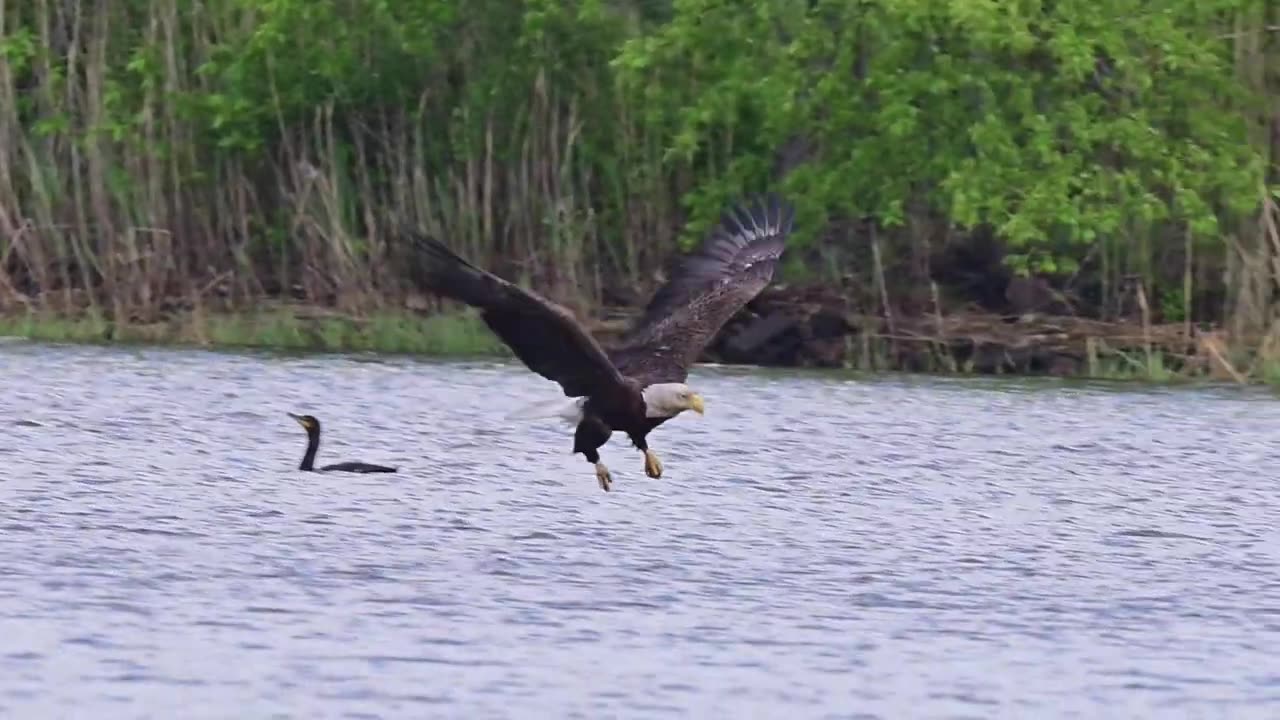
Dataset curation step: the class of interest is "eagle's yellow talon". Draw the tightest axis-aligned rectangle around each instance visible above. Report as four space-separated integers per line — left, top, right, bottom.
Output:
643 449 663 479
595 462 613 491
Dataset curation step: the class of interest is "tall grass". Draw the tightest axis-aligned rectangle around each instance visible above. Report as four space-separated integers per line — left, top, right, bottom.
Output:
0 0 687 327
0 305 506 355
0 0 1275 367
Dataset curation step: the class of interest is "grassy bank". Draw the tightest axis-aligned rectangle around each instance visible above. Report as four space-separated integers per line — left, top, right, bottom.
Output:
7 302 1280 388
0 307 509 357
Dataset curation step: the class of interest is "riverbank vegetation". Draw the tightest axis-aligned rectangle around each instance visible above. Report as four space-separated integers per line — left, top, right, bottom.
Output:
0 0 1277 382
0 307 504 355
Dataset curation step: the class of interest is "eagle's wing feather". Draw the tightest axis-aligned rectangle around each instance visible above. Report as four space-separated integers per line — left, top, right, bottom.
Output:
407 233 629 399
610 194 795 383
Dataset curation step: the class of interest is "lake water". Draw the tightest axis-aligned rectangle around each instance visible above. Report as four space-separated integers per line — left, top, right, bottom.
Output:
2 340 1278 718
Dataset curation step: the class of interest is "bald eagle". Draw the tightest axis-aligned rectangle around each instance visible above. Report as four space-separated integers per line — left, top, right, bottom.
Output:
408 194 795 491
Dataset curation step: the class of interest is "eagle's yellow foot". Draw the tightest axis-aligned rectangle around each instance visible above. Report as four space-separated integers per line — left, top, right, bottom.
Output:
643 449 663 479
595 462 613 492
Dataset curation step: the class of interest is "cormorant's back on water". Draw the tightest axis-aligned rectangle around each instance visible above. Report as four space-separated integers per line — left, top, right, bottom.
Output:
288 413 397 473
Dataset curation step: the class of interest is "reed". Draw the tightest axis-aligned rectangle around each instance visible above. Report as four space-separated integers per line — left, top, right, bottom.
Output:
0 0 1274 375
0 0 689 325
0 306 505 356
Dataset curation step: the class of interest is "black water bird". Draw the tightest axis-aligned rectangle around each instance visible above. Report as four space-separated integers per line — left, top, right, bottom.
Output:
405 193 794 491
288 413 397 473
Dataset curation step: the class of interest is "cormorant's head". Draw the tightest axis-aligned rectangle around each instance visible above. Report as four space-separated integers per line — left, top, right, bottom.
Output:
642 383 705 418
288 413 321 435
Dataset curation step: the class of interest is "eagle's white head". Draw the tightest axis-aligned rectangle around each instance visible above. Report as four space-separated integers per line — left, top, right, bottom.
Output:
642 383 706 419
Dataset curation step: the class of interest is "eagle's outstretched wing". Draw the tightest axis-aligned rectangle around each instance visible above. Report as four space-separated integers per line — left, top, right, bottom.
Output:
609 194 795 383
407 233 630 399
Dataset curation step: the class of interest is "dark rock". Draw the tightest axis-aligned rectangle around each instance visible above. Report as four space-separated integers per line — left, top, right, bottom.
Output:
809 308 850 339
1005 275 1071 317
724 311 801 359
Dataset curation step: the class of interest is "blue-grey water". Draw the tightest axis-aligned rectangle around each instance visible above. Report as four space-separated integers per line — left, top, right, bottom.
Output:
2 340 1278 718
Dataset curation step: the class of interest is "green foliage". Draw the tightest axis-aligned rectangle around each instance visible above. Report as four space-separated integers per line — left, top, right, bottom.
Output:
0 0 1271 330
1161 287 1187 323
188 0 451 151
0 308 504 356
618 0 1266 273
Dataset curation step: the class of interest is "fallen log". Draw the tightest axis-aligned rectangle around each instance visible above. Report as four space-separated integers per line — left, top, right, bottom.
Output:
697 285 1238 379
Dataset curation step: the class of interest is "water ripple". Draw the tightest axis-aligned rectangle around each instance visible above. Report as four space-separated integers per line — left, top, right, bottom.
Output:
1 342 1279 718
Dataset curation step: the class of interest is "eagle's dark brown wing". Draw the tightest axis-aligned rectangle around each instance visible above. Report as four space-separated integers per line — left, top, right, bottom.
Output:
407 233 630 399
609 194 795 383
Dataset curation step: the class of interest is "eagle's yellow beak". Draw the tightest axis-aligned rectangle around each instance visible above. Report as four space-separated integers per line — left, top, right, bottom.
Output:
688 393 705 415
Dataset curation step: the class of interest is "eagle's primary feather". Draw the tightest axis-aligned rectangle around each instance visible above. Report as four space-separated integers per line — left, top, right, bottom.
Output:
409 237 630 400
609 193 793 383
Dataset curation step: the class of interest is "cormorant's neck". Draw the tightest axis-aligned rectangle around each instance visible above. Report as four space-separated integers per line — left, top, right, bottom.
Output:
300 431 319 471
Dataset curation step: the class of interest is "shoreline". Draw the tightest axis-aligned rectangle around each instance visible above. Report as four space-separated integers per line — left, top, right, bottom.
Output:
1 298 1274 387
0 305 508 358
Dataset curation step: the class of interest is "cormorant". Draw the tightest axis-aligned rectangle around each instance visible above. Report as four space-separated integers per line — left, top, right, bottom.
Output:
288 413 397 473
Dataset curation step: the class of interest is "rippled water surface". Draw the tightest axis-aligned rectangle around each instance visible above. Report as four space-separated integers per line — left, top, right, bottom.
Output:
2 340 1279 718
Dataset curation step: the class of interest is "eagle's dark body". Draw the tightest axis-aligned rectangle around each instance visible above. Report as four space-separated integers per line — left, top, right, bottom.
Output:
408 194 795 489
